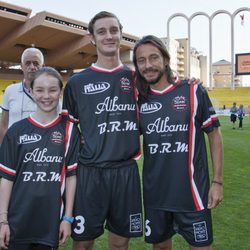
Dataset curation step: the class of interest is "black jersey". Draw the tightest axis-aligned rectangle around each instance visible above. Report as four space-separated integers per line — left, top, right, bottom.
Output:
63 64 140 167
139 81 220 212
0 115 80 246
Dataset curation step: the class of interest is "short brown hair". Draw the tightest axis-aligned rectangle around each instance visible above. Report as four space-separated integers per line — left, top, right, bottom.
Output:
88 11 123 35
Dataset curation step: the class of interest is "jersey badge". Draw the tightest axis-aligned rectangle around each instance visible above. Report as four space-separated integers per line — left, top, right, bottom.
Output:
50 131 64 145
120 77 132 92
172 95 188 112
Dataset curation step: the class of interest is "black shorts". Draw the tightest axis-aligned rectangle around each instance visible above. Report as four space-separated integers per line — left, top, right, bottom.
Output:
144 208 213 247
7 243 57 250
72 160 143 241
230 114 237 122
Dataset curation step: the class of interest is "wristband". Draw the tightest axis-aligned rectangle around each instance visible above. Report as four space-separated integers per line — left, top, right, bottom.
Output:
62 215 74 223
212 180 223 186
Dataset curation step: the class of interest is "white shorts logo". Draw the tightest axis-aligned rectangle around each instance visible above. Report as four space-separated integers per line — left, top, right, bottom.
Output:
130 213 142 233
193 221 208 242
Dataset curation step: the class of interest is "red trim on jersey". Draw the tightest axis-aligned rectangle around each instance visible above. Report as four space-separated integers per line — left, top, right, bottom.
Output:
90 64 124 73
64 120 70 155
0 164 16 176
67 163 77 172
60 120 71 216
202 115 219 129
28 115 62 128
61 110 79 124
149 82 180 95
61 109 68 116
60 162 66 216
188 84 203 211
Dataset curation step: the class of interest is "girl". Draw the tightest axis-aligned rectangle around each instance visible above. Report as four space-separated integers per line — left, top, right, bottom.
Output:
0 67 80 250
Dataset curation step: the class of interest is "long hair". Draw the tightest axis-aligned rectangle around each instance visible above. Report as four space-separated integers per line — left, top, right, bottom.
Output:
88 11 123 35
133 35 175 99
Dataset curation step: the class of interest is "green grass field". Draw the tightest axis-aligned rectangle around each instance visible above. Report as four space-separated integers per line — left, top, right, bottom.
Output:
58 115 250 250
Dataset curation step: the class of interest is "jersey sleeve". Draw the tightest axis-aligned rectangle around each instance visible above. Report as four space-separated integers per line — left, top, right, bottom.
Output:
197 85 220 133
64 121 80 177
0 128 17 181
62 79 79 123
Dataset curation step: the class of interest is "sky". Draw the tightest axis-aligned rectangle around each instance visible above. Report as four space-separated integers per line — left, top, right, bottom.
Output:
4 0 250 84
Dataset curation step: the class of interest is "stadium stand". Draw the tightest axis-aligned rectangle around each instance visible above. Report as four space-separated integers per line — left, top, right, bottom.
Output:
207 87 250 110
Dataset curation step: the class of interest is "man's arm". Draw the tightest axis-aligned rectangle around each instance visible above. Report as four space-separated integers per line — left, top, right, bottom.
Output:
207 127 223 209
0 110 9 145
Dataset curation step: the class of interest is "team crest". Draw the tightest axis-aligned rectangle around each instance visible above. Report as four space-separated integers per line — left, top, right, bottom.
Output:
50 131 64 145
120 77 132 92
172 95 188 111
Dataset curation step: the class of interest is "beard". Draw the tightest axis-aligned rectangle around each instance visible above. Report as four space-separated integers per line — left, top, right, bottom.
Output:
141 68 164 85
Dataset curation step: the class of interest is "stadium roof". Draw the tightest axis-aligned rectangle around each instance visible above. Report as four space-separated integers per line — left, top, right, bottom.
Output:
213 59 231 66
0 1 138 73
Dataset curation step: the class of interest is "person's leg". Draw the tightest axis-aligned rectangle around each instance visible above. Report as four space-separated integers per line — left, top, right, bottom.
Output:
239 118 243 128
72 240 94 250
153 239 172 250
108 231 129 250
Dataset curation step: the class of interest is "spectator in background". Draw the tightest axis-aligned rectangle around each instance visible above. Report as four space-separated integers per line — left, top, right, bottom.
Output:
230 102 238 129
0 48 44 145
237 104 245 129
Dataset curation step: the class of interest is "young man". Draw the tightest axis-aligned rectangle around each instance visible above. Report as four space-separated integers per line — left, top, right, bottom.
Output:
133 35 223 250
62 11 142 250
0 48 44 144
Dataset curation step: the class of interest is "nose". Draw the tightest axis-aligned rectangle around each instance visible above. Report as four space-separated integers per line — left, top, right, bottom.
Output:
43 90 50 98
29 62 39 70
105 31 112 39
145 58 153 68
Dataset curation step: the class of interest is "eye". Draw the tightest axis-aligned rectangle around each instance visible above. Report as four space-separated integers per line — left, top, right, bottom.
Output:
110 27 119 34
50 89 58 93
150 54 160 61
25 61 31 66
35 89 43 93
33 61 40 67
97 29 106 35
137 58 146 65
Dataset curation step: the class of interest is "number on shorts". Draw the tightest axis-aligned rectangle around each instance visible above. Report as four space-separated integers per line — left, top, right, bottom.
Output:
145 219 151 237
73 215 85 234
